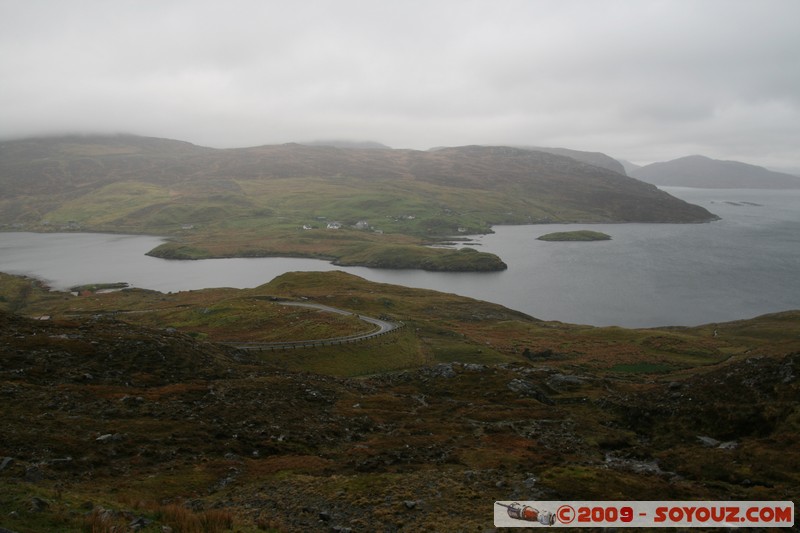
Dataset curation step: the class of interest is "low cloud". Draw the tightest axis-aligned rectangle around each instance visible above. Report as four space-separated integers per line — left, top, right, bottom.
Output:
1 0 798 169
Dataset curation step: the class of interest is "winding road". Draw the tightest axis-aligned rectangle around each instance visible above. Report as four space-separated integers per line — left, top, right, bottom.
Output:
226 301 403 351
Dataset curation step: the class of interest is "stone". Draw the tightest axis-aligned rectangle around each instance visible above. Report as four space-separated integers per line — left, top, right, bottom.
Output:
185 499 205 511
548 374 585 387
94 432 123 442
30 497 49 512
507 379 554 405
24 466 43 482
697 436 720 447
507 379 533 394
129 517 152 530
431 363 456 378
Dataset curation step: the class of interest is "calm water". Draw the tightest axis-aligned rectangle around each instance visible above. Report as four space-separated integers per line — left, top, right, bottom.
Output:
1 187 798 327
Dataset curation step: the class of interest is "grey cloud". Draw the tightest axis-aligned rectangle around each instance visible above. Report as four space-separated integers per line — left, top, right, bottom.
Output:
1 0 799 168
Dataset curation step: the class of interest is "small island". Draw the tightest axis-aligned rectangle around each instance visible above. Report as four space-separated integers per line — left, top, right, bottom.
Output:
147 241 508 272
537 230 611 242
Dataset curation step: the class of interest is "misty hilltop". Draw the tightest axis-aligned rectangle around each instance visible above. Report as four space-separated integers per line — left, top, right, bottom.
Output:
0 134 712 221
517 145 627 175
632 155 800 189
300 140 392 150
0 134 716 271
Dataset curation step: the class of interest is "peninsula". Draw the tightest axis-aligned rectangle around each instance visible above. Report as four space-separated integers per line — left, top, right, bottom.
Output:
0 135 716 271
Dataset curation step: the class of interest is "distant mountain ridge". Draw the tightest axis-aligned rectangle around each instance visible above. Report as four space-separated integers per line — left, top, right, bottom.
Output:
300 139 391 149
519 145 627 175
632 155 800 189
0 134 714 224
618 159 642 175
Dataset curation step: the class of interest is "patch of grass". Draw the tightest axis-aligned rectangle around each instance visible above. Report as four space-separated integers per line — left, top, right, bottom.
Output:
45 181 173 226
0 483 75 533
255 327 423 376
417 326 513 365
542 465 683 500
610 362 675 374
157 503 233 532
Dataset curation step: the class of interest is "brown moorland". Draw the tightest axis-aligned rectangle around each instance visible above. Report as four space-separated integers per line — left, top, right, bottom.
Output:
1 271 798 531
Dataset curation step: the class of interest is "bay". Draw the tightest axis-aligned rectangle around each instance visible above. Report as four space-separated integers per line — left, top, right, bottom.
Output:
1 187 798 328
466 187 800 327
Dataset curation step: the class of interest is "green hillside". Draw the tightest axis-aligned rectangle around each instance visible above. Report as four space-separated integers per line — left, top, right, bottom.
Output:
0 135 717 271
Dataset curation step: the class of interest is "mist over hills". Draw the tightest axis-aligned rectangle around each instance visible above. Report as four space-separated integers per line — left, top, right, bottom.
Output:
618 159 642 175
300 139 392 149
518 145 627 175
632 155 800 189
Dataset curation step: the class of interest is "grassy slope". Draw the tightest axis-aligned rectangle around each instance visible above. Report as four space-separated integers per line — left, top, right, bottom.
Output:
3 270 797 377
1 136 716 271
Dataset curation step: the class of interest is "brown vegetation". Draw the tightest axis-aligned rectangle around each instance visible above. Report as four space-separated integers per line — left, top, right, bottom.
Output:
1 271 798 531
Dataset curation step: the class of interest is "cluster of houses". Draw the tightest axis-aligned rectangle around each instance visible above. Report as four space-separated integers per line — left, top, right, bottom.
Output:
301 219 377 232
34 220 82 230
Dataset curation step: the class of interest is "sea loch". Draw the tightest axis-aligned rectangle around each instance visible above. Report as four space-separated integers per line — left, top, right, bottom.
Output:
1 188 798 328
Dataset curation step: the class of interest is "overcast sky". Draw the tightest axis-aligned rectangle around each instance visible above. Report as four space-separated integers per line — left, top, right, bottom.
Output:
1 0 798 169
